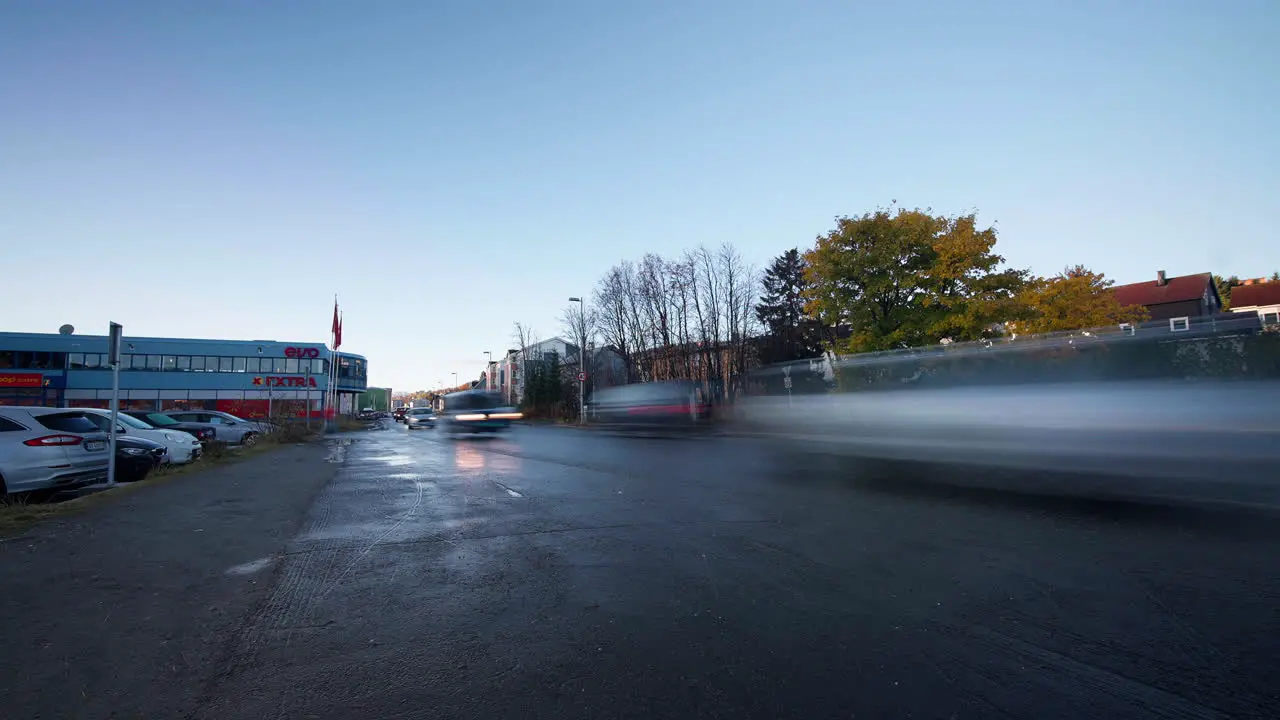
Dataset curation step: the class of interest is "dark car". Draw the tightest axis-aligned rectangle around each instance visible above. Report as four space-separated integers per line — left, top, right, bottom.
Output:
392 408 408 423
438 391 521 435
113 435 167 482
120 411 217 444
586 380 712 433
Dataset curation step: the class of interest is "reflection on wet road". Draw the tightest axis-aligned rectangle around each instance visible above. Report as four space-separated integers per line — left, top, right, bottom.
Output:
201 424 1280 719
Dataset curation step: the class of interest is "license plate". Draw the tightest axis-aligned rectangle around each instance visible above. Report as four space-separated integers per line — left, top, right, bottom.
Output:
85 440 105 451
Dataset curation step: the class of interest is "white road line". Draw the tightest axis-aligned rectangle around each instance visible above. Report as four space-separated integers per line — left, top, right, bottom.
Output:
493 481 523 498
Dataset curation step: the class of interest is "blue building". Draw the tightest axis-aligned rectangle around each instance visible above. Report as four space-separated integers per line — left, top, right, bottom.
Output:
0 331 368 419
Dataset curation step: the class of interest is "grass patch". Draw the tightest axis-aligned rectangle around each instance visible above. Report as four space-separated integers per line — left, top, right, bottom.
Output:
0 430 322 537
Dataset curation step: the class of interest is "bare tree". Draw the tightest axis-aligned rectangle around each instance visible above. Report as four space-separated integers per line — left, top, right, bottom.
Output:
512 322 540 407
594 264 634 383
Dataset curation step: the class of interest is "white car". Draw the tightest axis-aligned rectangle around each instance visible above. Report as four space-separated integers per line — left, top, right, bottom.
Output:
79 408 203 465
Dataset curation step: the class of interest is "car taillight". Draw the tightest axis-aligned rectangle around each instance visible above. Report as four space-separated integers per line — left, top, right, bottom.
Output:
24 434 85 447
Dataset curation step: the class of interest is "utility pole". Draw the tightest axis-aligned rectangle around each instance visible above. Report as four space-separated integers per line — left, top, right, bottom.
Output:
569 297 586 425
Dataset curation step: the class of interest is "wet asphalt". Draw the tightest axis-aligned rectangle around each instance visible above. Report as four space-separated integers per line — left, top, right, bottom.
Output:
189 421 1279 719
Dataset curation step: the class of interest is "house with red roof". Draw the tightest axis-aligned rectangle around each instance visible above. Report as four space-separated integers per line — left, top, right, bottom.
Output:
1229 279 1280 327
1112 271 1223 323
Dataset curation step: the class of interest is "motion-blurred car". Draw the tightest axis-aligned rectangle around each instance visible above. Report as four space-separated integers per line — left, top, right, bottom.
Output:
404 407 437 430
734 380 1280 507
113 435 167 482
79 408 202 464
162 410 267 446
120 411 217 444
0 407 110 497
587 380 712 432
392 408 408 423
438 390 521 435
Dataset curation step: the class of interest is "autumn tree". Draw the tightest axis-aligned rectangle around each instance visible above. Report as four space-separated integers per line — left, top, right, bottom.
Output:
802 206 1029 354
755 248 824 363
1010 265 1148 335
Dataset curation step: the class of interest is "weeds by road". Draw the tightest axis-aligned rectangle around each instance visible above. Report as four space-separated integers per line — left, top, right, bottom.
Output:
0 425 323 536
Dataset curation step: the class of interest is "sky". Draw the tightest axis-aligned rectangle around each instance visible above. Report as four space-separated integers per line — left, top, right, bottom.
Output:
2 0 1276 392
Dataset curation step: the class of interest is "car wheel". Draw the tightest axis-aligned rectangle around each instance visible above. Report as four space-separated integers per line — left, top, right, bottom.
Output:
242 432 258 447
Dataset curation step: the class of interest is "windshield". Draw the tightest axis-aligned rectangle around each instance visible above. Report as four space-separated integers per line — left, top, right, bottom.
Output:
144 413 179 426
116 414 153 430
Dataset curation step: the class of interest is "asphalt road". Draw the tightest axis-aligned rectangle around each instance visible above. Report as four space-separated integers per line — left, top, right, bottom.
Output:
5 423 1279 719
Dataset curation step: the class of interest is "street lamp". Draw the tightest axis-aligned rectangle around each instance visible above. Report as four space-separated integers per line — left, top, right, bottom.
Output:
569 297 586 425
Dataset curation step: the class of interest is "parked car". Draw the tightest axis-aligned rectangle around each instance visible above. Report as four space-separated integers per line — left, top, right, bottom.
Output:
113 435 167 482
437 391 521 435
120 411 217 444
161 410 267 446
78 408 202 464
0 407 110 497
404 407 436 430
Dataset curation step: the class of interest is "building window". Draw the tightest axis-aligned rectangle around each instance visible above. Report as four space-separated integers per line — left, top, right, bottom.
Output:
147 355 162 371
163 355 177 371
246 357 261 373
271 357 288 373
219 356 234 372
191 356 206 372
285 358 299 374
204 356 218 372
177 355 191 371
131 354 149 370
1263 312 1279 327
233 357 247 373
69 353 86 369
84 353 102 369
1169 317 1190 333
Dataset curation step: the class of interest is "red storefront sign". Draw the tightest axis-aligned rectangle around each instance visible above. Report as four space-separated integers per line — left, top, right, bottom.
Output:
284 347 322 359
252 376 318 387
0 373 44 388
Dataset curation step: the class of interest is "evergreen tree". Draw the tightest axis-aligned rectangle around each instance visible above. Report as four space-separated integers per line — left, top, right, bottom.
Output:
755 248 824 363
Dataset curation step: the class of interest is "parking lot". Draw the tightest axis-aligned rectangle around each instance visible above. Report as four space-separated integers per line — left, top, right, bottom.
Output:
3 422 1279 719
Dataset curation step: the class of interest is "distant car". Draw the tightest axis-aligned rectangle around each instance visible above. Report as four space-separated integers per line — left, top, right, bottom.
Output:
404 407 437 430
161 410 267 446
113 435 167 482
78 408 202 464
437 390 521 435
587 380 712 432
0 407 110 497
392 408 408 423
120 411 217 444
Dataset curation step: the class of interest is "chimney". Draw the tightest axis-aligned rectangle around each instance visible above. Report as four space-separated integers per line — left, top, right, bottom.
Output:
1156 270 1167 286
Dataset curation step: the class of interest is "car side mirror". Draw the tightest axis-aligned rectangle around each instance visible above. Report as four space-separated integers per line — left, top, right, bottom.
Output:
117 426 127 434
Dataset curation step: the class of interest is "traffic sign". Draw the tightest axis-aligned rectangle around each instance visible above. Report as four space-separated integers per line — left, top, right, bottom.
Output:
577 371 586 382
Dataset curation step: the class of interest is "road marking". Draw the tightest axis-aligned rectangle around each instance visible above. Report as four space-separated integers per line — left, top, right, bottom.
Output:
226 556 275 576
493 481 523 497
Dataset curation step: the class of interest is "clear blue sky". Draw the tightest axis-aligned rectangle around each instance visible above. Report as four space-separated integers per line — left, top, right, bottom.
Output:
2 0 1276 391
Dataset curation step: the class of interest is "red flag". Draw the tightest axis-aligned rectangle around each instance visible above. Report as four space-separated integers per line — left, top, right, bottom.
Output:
331 299 341 349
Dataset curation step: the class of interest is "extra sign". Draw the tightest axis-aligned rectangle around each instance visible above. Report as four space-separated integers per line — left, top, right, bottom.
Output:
253 376 319 387
284 347 322 359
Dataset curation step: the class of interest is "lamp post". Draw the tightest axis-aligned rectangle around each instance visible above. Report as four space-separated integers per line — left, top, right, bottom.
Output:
569 297 585 425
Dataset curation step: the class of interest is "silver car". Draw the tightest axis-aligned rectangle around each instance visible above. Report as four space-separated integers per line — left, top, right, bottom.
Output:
404 407 437 430
161 410 269 446
0 407 111 497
